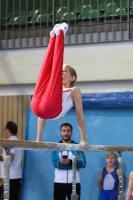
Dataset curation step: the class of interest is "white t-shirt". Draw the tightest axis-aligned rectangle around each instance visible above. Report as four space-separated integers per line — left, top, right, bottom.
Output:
0 135 22 179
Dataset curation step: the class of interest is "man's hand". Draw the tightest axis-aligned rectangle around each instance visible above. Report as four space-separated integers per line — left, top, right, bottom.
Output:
60 158 70 165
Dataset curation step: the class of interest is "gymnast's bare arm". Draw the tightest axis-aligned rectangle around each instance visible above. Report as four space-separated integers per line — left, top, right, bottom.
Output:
36 87 89 147
71 87 89 148
126 171 133 200
36 118 46 142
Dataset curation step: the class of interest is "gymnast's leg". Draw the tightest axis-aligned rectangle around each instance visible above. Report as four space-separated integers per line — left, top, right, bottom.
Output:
31 23 68 141
31 24 67 119
31 34 56 118
36 29 65 142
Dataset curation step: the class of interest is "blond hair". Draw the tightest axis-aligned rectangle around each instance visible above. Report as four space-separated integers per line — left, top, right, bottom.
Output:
106 151 117 158
64 64 77 87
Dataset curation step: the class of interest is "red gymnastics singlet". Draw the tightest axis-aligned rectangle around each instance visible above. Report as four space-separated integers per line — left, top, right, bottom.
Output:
31 30 64 119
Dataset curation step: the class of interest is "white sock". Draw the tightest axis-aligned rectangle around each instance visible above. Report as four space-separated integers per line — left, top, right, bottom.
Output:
52 23 68 37
53 23 61 31
50 30 55 38
55 29 60 36
60 22 68 36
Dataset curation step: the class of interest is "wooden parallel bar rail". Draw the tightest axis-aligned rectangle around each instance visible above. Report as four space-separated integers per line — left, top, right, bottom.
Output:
0 139 133 152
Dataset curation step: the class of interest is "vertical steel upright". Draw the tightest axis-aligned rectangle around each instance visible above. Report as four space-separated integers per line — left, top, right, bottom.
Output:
118 152 125 200
3 149 10 200
71 152 80 200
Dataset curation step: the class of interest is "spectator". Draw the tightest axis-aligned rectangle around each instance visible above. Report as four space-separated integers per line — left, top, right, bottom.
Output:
126 171 133 200
52 122 86 200
98 151 119 200
0 121 22 200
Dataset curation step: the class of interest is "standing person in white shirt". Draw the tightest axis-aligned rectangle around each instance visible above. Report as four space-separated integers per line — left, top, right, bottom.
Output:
0 121 22 200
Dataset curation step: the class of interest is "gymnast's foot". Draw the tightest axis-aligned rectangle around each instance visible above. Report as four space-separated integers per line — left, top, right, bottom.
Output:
53 23 61 31
51 22 68 37
50 24 61 37
50 30 55 38
55 22 68 36
60 22 68 36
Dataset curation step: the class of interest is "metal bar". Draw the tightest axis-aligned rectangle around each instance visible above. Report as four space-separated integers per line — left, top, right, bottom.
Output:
74 0 78 44
67 0 69 24
0 139 84 151
71 152 80 200
39 0 42 46
61 0 63 23
1 139 133 152
46 0 49 38
67 0 71 44
5 0 8 48
118 152 125 200
46 0 48 28
81 0 85 43
3 149 10 200
46 0 49 29
32 0 35 46
26 0 29 47
52 0 55 27
104 0 108 42
120 0 123 41
12 0 15 48
112 0 115 41
89 0 93 43
127 0 131 39
0 0 1 48
97 0 100 42
19 0 22 47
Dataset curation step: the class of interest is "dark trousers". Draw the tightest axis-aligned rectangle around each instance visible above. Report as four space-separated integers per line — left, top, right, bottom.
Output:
54 183 81 200
0 179 21 200
10 178 21 200
0 186 3 200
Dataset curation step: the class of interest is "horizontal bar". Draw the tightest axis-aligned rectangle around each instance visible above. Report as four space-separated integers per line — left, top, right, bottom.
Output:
0 139 84 151
0 139 133 152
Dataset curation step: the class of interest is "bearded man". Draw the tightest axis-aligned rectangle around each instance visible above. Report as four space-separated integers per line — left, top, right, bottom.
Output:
52 123 86 200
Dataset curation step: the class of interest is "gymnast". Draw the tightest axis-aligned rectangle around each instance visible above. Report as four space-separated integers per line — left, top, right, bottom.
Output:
31 22 89 148
126 171 133 200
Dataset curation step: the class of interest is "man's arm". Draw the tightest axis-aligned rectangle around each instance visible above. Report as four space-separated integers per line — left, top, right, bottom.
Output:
98 169 103 190
36 118 46 142
126 171 133 200
71 88 89 147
